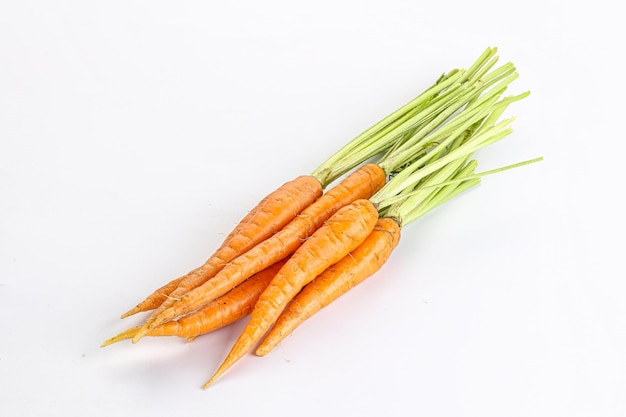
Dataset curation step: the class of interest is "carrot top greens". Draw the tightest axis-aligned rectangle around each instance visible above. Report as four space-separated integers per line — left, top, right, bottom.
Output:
311 47 506 187
370 85 542 225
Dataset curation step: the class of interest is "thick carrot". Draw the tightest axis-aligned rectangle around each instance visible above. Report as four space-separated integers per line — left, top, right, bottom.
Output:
103 260 287 347
202 198 380 388
135 164 387 341
125 175 322 330
255 217 401 356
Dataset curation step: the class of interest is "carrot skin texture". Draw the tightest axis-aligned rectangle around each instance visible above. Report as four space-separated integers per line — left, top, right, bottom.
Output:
149 164 387 331
203 198 380 387
102 261 286 347
130 175 322 341
256 217 401 356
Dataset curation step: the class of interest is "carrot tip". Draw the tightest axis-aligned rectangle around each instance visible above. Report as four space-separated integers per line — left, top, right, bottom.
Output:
120 305 143 319
201 375 219 390
254 346 269 357
100 336 122 348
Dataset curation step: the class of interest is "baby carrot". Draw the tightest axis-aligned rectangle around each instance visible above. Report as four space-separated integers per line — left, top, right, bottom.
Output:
203 198 380 388
103 260 287 347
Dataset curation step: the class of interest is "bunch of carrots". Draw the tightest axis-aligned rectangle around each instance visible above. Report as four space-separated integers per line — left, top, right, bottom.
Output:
102 47 541 388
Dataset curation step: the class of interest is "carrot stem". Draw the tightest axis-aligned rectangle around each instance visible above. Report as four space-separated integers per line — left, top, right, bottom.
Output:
311 47 503 186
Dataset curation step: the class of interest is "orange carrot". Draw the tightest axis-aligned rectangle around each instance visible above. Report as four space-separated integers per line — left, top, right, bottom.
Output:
124 175 322 327
255 217 401 356
103 260 287 347
202 198 380 388
136 164 387 341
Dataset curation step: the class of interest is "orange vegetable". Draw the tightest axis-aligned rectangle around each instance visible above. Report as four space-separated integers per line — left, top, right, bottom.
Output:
255 217 401 356
133 164 387 342
102 260 286 347
202 198 380 388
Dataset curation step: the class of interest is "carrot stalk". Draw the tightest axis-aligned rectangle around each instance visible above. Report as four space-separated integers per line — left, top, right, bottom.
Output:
255 217 401 356
103 261 287 347
202 199 380 388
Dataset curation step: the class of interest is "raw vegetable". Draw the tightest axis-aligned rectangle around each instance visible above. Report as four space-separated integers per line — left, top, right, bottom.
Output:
131 48 513 342
122 50 486 336
102 47 542 392
202 73 539 387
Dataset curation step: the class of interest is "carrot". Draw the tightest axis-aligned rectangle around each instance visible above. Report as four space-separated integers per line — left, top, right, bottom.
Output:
204 73 540 386
132 49 510 341
255 217 401 356
202 198 380 388
103 260 287 347
118 52 475 321
135 164 387 340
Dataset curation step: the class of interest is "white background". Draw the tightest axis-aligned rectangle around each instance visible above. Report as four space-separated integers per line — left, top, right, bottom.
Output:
1 1 624 416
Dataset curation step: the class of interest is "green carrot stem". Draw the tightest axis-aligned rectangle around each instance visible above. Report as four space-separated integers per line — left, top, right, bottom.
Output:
311 47 502 186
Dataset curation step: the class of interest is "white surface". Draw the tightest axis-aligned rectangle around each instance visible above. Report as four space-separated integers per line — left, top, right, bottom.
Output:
1 1 624 416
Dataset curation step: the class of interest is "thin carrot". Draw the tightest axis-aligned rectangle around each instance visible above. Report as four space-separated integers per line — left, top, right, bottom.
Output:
102 260 287 347
122 175 322 321
255 217 401 356
135 164 387 340
202 198 380 388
